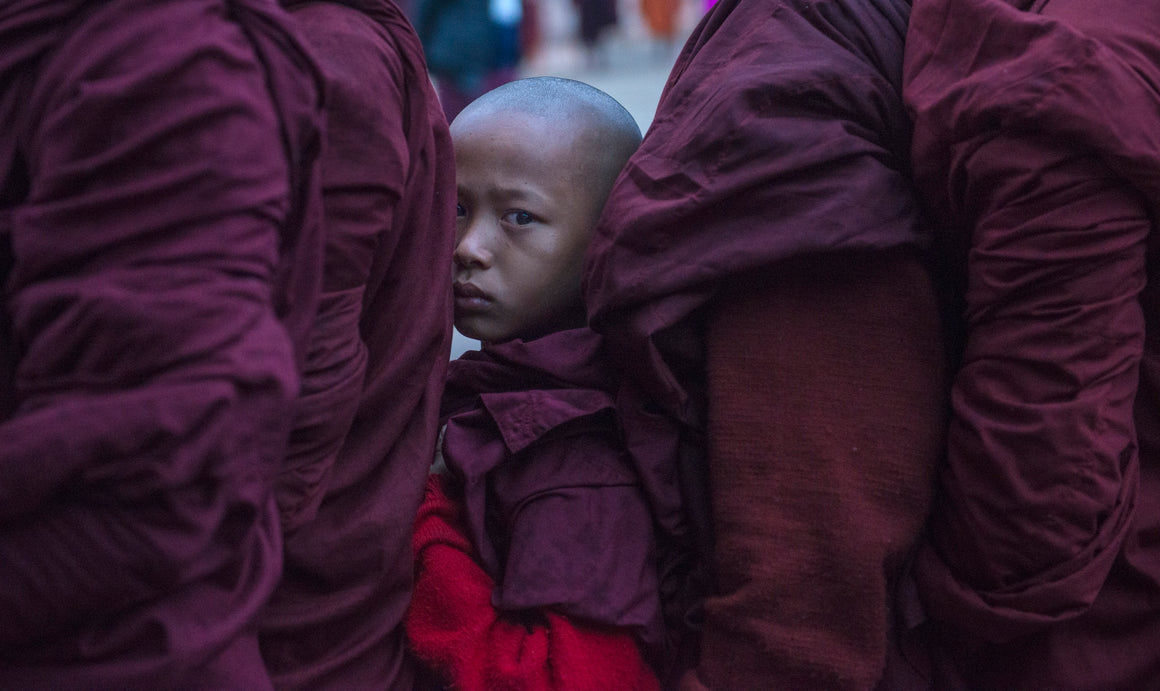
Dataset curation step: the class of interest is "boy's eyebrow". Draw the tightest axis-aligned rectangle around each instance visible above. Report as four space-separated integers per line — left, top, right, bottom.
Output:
485 183 550 207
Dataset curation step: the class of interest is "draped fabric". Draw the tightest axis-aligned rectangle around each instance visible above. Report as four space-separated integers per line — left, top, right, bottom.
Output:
0 0 325 686
904 0 1160 686
582 0 941 685
407 475 661 691
439 329 664 656
257 1 456 688
582 0 927 571
584 0 922 432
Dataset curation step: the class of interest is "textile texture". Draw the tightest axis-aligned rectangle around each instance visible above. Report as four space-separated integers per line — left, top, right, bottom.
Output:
406 474 660 691
583 0 944 686
438 329 665 659
257 1 456 688
904 0 1160 686
0 0 325 686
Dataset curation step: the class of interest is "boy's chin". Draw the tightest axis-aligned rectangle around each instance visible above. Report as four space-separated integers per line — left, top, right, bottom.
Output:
452 313 483 340
456 317 575 346
453 320 501 346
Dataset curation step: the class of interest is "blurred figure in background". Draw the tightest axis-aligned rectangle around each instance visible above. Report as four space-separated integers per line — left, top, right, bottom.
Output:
519 0 543 65
491 0 524 79
416 0 522 120
640 0 680 58
573 0 617 67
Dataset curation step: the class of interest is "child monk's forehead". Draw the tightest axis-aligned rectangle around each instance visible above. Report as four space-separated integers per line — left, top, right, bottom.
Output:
469 77 600 114
453 77 640 143
455 95 594 134
452 106 574 148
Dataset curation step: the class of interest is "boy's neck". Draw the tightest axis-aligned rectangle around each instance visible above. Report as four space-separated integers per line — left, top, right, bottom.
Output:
487 302 588 346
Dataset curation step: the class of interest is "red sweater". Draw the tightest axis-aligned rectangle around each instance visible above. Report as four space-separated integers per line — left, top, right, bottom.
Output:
406 475 660 691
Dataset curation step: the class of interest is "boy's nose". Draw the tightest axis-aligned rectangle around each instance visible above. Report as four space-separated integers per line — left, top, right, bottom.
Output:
453 221 493 270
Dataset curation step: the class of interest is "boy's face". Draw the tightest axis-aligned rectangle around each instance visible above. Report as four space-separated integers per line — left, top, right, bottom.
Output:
451 111 603 344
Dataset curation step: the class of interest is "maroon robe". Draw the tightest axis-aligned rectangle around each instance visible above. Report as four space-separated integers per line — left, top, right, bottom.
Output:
257 1 456 688
583 0 947 685
0 0 325 687
439 329 663 655
903 0 1160 686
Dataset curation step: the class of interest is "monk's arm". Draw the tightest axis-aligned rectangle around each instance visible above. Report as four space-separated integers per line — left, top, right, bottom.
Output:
0 10 299 644
913 134 1148 638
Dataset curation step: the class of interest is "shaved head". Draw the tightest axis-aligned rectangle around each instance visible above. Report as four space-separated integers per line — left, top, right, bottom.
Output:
451 77 642 192
454 77 640 136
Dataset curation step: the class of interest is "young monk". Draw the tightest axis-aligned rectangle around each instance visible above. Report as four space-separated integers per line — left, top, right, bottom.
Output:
0 0 325 686
258 1 457 688
582 0 948 687
403 77 663 690
902 0 1160 686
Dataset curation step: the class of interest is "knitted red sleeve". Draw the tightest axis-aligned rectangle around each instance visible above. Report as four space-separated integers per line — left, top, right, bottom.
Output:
405 475 660 691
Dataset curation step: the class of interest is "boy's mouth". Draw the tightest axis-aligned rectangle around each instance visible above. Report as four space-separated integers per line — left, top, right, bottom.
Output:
454 282 492 309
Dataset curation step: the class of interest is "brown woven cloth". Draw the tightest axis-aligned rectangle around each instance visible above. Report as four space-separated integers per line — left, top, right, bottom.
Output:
677 251 945 689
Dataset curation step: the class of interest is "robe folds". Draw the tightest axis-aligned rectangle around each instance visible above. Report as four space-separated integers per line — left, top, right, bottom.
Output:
434 329 664 658
0 0 325 687
257 1 456 688
582 0 947 686
903 0 1160 686
406 476 660 691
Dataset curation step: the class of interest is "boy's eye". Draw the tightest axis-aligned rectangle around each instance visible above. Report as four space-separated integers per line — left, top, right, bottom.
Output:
505 210 535 226
456 203 467 218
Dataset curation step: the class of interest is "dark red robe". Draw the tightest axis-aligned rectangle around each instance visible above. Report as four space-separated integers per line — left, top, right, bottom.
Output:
583 0 947 686
434 329 663 655
903 0 1160 686
0 0 325 687
257 1 456 688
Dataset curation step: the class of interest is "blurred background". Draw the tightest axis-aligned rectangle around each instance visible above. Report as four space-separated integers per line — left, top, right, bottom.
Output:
417 0 706 357
518 0 700 125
